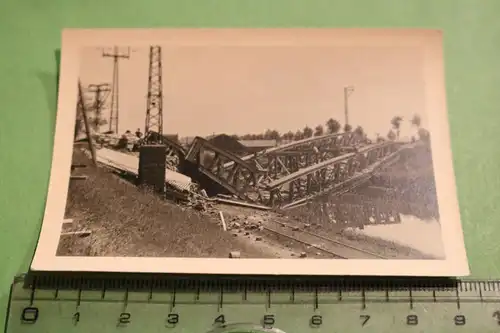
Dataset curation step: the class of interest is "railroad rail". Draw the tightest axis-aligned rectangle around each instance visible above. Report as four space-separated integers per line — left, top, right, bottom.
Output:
262 222 388 259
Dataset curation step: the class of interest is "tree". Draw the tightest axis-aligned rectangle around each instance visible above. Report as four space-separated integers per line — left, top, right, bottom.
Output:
411 114 421 128
344 124 352 132
354 126 364 138
314 125 324 136
282 131 294 140
303 126 313 138
387 129 396 141
294 130 304 140
326 118 341 134
390 116 403 139
418 128 430 142
269 129 280 141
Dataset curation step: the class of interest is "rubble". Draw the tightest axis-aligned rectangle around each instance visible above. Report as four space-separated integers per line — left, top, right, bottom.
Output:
229 251 241 258
299 252 307 258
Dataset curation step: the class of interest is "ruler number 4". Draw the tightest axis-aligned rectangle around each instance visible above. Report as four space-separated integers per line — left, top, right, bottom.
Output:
493 311 500 325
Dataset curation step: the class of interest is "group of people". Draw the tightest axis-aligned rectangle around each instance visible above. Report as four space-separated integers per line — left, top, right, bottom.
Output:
122 128 144 139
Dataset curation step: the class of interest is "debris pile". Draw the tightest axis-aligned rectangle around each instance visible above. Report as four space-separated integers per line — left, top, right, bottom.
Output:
225 214 265 234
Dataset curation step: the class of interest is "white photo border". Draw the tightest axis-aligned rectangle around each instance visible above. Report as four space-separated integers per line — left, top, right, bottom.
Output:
31 28 469 276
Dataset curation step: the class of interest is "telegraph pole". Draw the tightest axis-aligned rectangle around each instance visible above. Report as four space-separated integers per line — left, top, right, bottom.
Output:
102 47 130 134
87 83 111 132
343 85 355 128
144 46 164 142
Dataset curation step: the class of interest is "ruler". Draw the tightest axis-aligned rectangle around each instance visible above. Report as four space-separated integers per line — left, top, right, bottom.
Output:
5 274 500 333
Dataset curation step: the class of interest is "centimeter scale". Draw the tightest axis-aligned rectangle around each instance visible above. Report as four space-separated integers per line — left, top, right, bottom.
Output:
5 274 500 333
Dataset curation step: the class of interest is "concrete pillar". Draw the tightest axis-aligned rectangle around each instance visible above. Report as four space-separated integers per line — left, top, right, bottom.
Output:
138 144 167 194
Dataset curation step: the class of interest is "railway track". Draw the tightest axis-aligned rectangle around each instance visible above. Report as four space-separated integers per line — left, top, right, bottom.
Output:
262 221 389 260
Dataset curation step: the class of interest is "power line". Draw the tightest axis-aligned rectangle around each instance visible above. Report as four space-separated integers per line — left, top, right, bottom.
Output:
87 83 111 132
102 47 130 133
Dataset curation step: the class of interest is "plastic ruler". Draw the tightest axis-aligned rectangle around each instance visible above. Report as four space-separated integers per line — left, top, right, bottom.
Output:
5 274 500 333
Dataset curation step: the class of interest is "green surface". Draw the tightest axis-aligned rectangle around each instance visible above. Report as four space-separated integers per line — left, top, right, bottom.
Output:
6 278 500 332
1 0 500 330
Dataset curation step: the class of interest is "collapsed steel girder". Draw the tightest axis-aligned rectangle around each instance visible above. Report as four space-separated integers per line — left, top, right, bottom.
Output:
184 137 262 202
185 136 412 208
223 132 365 170
265 142 405 208
306 200 402 228
303 192 402 228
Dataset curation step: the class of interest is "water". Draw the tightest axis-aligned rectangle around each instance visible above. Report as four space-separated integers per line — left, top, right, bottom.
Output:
356 214 445 258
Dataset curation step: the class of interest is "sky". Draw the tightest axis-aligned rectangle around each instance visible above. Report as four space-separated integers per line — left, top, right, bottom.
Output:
79 43 428 140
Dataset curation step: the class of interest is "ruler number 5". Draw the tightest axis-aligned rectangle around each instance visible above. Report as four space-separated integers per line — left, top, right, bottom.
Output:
262 314 275 328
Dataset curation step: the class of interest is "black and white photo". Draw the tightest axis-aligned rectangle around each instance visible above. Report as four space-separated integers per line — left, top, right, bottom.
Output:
31 28 469 276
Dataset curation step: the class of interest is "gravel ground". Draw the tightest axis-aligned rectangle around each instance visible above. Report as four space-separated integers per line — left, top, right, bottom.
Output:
57 150 275 259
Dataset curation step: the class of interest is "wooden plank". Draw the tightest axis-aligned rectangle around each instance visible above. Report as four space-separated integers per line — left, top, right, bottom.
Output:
77 80 97 166
70 175 88 180
215 197 272 211
60 230 92 237
219 211 227 231
62 218 74 225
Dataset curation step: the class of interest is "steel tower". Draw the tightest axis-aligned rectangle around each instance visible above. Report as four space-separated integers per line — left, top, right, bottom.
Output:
102 47 130 133
144 46 164 139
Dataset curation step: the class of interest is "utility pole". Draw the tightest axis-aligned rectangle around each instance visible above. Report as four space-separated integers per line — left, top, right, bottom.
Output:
144 46 164 143
343 85 355 128
102 46 130 134
87 83 111 132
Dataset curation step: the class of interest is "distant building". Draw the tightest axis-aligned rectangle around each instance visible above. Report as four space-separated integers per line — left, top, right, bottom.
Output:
208 134 247 155
238 139 277 153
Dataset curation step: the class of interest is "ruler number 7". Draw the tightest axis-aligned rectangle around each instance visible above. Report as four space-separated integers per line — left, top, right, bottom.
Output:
360 315 371 327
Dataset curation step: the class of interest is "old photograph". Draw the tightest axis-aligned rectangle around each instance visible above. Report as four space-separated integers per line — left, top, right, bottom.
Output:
31 29 469 276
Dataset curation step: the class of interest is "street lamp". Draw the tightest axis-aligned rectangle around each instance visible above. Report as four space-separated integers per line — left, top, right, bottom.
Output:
344 85 355 127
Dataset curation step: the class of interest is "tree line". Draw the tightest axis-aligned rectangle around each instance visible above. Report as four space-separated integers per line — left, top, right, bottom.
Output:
231 114 430 143
384 114 430 142
233 119 365 141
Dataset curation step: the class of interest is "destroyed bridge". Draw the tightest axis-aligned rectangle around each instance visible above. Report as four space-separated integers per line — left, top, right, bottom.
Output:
152 131 418 211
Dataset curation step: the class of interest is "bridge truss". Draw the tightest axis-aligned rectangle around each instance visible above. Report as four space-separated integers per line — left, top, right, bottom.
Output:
184 134 414 209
